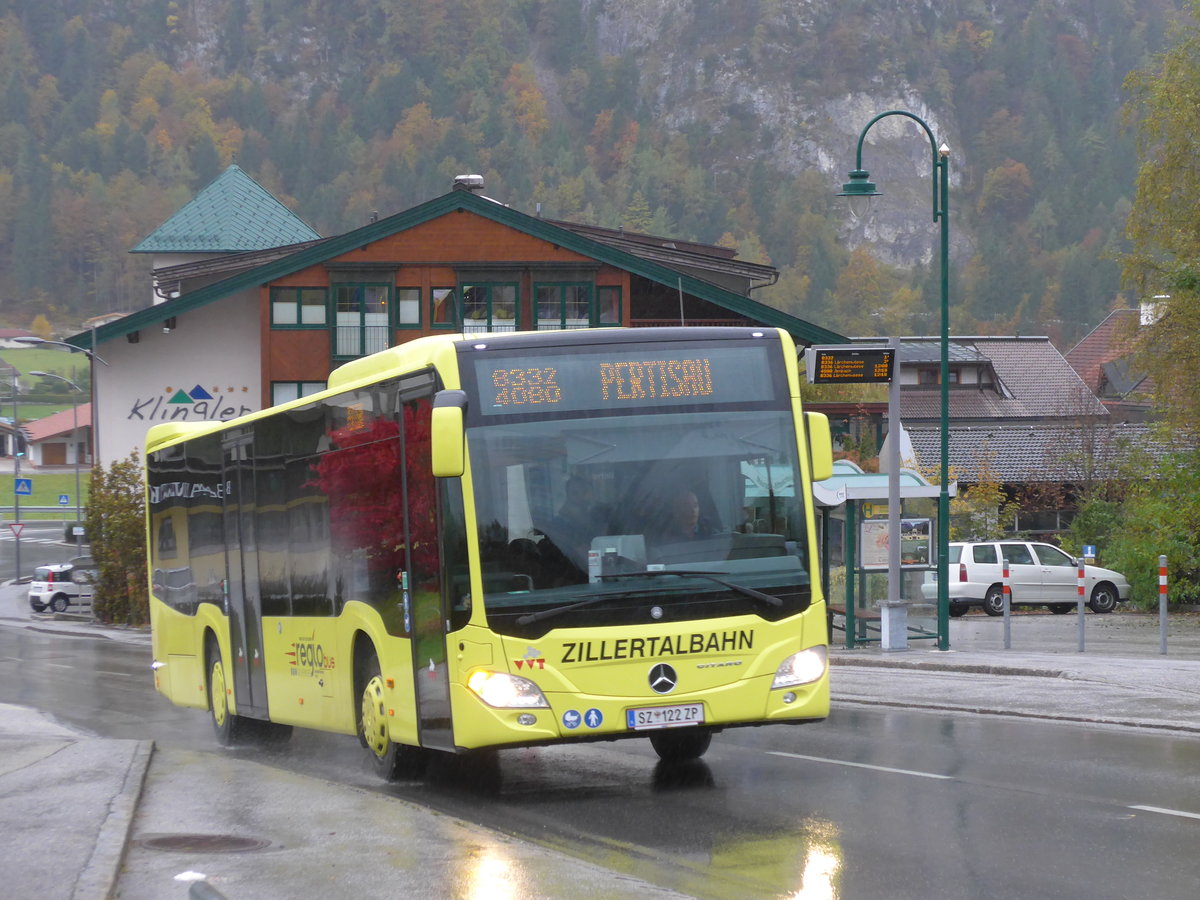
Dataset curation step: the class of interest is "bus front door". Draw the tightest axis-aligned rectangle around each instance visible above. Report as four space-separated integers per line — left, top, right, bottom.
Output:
222 432 268 719
403 381 455 751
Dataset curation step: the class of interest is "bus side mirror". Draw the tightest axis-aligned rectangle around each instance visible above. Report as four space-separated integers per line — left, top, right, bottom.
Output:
804 411 833 482
431 389 468 477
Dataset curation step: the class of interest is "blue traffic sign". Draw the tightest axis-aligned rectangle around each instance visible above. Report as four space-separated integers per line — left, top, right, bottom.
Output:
58 494 70 506
14 478 32 496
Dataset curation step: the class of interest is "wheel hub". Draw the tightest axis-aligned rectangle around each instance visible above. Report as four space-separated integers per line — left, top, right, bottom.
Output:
211 660 228 728
360 676 389 758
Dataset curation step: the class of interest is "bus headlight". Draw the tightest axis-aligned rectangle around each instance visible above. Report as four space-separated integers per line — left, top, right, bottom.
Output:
467 670 551 709
772 646 828 689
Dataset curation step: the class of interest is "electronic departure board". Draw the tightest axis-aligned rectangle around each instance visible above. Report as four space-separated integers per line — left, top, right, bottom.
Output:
803 345 894 384
470 344 777 416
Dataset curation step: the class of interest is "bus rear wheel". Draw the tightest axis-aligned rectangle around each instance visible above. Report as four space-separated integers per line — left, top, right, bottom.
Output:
358 652 425 781
649 728 712 762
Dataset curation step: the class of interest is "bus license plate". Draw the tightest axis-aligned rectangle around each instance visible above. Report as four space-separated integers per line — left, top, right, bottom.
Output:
626 703 705 730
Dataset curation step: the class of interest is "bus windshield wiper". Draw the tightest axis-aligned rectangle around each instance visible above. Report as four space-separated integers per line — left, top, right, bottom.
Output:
599 569 783 607
515 571 785 627
514 588 645 626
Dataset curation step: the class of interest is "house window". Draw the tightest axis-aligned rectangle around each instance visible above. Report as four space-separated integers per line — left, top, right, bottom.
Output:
917 367 960 385
334 284 390 358
396 287 420 327
271 288 328 327
431 287 456 329
271 382 326 405
536 283 592 330
462 283 519 333
597 285 621 326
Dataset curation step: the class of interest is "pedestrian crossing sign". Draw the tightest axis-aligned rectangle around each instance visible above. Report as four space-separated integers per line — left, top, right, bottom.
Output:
14 478 32 495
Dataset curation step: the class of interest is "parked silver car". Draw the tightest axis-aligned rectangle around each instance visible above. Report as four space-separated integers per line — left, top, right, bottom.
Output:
921 541 1130 616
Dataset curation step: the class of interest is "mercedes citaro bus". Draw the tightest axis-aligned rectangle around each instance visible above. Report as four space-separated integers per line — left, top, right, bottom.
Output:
146 327 833 779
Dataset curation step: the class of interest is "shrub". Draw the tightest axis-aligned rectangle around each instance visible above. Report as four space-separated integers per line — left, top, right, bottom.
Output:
86 451 149 625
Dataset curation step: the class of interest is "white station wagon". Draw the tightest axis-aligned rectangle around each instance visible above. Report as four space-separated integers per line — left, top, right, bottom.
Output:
923 541 1131 617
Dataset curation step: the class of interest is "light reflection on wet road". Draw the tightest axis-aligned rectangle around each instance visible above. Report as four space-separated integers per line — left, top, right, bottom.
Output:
3 626 1200 899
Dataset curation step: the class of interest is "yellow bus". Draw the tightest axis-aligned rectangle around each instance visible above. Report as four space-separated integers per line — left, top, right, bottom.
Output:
146 327 833 777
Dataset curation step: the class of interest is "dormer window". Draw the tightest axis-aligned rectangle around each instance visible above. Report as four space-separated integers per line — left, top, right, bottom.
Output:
917 366 959 385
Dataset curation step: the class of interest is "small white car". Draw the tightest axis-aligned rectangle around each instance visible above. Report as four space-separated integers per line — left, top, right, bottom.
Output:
922 541 1130 617
28 557 96 614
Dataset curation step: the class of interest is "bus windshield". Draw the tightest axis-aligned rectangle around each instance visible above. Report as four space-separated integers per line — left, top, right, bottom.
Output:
466 405 812 639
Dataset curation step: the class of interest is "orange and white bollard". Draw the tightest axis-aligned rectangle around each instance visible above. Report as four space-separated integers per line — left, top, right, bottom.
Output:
1159 555 1169 655
1077 558 1086 652
1002 559 1012 649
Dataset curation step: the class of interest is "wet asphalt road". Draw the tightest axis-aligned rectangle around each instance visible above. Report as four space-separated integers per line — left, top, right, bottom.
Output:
3 619 1200 899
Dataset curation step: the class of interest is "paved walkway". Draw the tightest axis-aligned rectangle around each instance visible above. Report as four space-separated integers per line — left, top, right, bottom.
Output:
2 591 1197 899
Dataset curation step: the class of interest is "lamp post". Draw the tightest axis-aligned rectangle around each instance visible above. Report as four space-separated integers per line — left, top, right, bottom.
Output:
839 110 951 651
13 337 107 466
4 367 25 582
31 371 84 552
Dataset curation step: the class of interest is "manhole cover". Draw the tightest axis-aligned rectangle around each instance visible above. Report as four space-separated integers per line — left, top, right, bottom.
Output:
136 833 271 853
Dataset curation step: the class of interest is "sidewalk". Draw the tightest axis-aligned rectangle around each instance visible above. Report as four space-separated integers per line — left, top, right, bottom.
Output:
2 597 1198 899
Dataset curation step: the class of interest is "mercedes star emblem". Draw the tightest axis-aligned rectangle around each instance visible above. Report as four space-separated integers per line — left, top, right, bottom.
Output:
648 663 677 694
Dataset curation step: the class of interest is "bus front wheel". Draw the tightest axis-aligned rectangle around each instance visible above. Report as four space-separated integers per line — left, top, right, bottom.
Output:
649 728 712 762
207 637 247 746
357 652 426 781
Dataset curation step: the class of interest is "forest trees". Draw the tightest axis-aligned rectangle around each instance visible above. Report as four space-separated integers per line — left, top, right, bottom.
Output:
1124 0 1200 433
1053 0 1200 607
0 0 1174 345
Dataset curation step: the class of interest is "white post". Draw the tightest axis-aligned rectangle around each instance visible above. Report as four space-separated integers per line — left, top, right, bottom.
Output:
1159 555 1168 655
1076 558 1086 652
1002 559 1011 649
880 338 906 651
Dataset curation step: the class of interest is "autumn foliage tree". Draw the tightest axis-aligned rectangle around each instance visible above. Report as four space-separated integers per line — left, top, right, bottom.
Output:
1124 0 1200 435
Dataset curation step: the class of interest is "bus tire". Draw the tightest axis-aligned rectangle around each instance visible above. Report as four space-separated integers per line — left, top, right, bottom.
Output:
649 728 712 762
206 635 248 746
357 651 425 781
50 593 70 613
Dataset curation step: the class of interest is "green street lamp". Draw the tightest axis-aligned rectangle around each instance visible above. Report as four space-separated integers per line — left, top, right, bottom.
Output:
30 371 84 551
13 336 107 465
839 109 952 650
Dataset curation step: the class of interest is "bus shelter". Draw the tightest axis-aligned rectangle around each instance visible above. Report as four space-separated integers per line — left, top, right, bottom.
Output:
812 460 955 649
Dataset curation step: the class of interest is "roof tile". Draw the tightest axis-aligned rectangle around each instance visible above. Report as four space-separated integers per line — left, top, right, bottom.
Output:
131 165 321 253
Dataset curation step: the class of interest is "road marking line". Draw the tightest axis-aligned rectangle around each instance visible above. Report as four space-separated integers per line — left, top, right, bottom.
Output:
767 751 953 780
96 670 137 678
1130 805 1200 821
